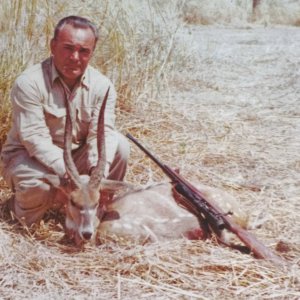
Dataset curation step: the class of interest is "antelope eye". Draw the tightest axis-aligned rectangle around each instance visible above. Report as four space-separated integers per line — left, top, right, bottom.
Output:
92 203 99 209
70 198 83 210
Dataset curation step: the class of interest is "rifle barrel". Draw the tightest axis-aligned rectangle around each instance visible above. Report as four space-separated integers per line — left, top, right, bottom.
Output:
126 133 225 229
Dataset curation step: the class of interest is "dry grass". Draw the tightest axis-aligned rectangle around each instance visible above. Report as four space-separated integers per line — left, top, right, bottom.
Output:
182 0 300 26
253 0 300 25
181 0 253 26
1 1 300 299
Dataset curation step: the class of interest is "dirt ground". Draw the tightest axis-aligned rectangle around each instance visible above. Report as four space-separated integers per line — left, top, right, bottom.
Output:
171 24 300 193
175 24 299 214
0 24 299 299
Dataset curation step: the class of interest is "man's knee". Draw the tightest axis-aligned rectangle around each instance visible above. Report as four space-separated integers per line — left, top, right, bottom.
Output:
117 133 130 162
106 133 130 181
12 180 54 225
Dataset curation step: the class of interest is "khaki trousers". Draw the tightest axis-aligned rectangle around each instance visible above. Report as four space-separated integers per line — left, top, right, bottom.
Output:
1 132 130 225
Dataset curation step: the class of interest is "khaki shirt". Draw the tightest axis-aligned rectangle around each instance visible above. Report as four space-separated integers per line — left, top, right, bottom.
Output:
1 57 118 177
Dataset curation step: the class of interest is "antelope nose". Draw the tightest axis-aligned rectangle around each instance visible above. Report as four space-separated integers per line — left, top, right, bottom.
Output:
82 231 93 240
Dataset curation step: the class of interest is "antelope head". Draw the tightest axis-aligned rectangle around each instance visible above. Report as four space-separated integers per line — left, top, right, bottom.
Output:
61 88 109 245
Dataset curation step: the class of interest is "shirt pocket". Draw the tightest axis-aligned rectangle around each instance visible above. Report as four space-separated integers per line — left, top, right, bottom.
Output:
43 105 66 146
77 106 93 123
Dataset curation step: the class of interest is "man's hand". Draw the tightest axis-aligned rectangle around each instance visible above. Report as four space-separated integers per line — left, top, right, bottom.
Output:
89 166 95 176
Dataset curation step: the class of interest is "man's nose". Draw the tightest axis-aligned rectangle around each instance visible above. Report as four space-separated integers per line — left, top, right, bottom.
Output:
70 51 79 60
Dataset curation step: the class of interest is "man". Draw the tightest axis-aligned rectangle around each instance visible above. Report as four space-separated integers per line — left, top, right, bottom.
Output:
0 16 130 225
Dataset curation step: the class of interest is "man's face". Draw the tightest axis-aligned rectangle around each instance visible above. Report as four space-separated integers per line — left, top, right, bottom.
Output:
50 24 96 88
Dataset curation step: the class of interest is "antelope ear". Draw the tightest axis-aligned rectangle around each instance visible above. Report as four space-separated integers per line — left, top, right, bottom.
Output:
42 174 71 191
100 179 135 193
101 210 120 222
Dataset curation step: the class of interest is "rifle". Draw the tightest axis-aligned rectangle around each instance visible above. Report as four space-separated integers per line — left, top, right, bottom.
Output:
126 133 286 267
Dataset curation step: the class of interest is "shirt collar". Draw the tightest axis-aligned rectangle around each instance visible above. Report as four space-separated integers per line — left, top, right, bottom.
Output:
50 57 90 90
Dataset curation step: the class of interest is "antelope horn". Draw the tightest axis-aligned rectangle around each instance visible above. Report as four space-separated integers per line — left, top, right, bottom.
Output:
89 87 110 190
63 95 82 188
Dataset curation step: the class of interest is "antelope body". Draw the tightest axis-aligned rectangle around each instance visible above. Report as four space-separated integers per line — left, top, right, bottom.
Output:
99 182 248 243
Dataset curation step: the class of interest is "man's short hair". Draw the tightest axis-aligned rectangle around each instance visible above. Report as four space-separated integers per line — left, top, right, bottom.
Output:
54 16 99 45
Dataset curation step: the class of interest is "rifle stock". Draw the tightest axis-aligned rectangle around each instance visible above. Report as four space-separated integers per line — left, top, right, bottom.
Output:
126 133 286 267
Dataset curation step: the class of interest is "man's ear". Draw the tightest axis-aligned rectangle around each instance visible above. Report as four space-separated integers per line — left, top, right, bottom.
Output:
50 38 56 55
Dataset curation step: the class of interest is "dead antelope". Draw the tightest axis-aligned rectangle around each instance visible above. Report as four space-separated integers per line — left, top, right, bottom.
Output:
46 88 248 246
43 88 110 245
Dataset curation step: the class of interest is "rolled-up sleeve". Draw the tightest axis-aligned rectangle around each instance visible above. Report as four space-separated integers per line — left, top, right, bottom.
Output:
11 75 66 176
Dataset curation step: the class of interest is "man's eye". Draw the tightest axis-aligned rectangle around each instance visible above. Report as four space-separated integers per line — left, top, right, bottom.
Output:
64 46 74 51
80 49 91 55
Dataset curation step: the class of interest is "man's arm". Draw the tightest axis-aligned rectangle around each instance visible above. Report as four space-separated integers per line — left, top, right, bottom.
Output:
12 75 66 176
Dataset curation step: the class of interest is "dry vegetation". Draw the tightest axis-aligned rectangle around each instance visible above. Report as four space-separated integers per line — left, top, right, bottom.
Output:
0 0 299 299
